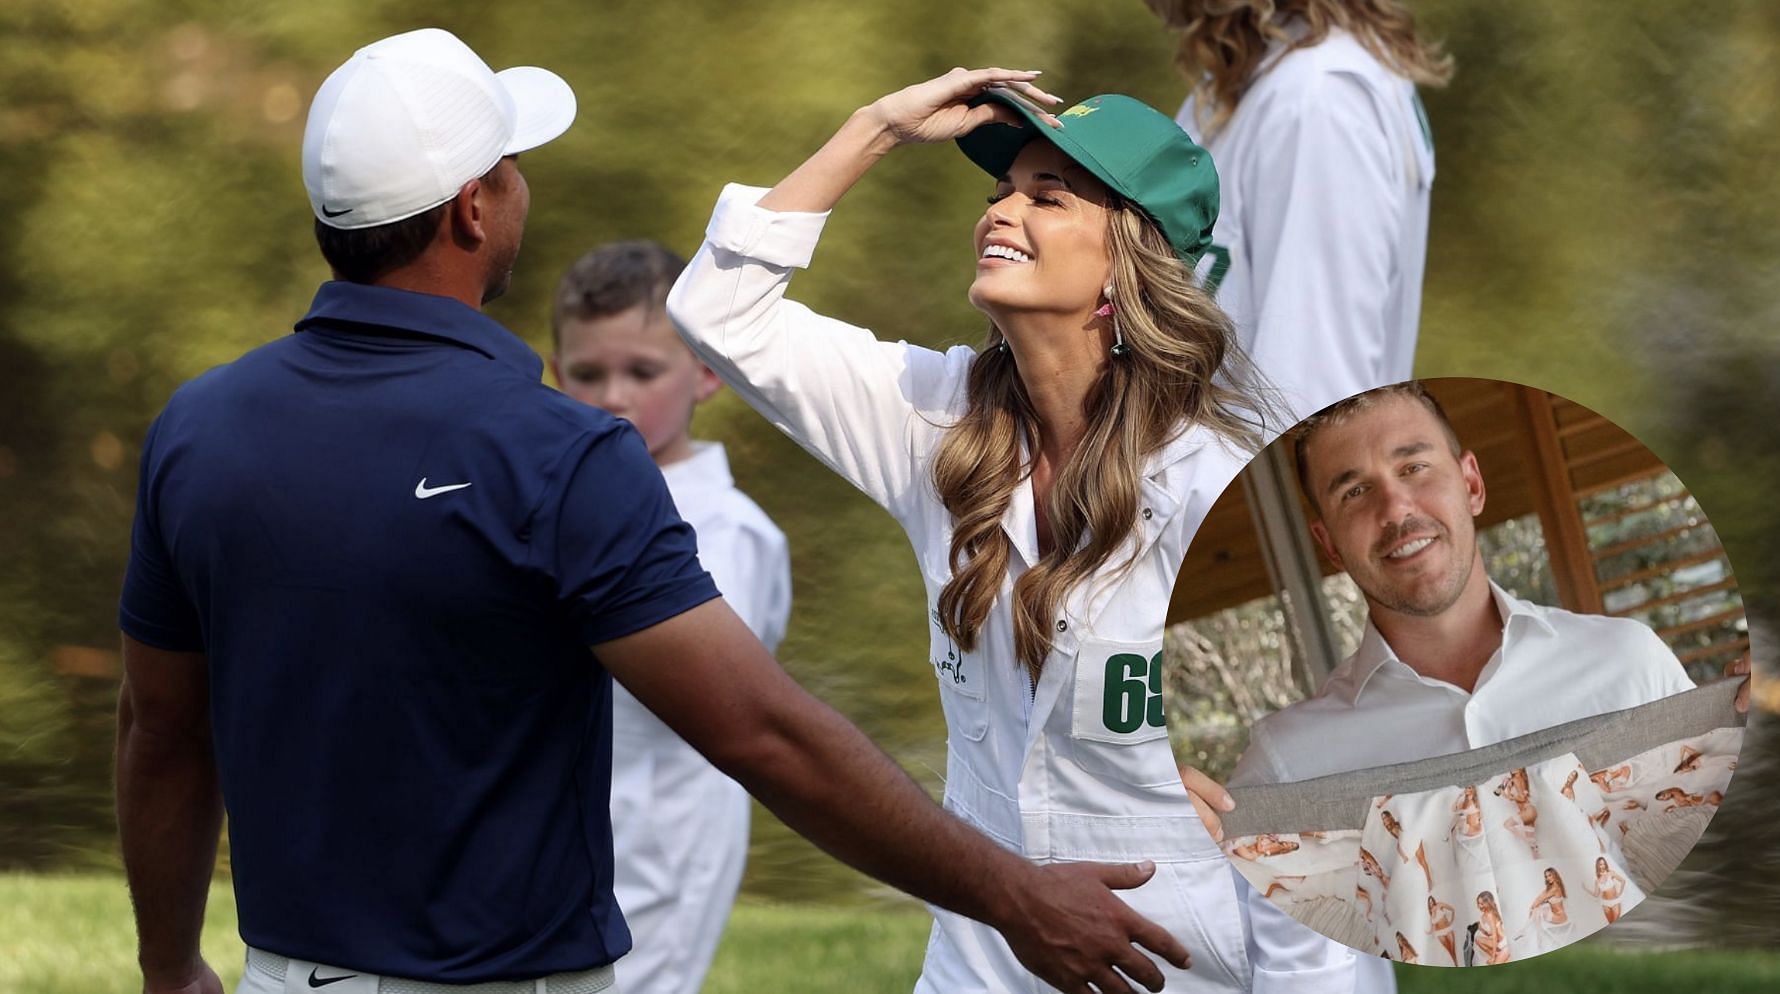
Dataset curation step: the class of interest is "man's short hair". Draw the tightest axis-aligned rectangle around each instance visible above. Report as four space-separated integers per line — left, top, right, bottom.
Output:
312 160 507 285
550 241 687 348
1292 380 1464 514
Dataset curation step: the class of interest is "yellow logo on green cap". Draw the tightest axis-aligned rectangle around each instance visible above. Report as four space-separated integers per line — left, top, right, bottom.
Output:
1060 103 1101 118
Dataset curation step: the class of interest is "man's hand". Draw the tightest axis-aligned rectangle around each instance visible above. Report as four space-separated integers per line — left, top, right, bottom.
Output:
993 860 1190 994
143 961 223 994
1727 653 1752 714
598 601 1191 991
1179 764 1236 842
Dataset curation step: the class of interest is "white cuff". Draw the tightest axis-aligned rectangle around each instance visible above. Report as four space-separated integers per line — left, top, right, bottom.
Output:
704 183 832 270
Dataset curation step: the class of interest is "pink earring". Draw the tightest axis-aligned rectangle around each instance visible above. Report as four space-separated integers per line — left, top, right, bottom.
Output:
1100 287 1130 357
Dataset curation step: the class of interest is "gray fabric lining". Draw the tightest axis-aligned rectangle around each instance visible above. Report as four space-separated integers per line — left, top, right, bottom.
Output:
1223 678 1745 837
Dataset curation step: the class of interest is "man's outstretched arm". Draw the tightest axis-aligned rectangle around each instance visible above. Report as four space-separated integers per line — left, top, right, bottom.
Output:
596 598 1192 994
116 634 225 994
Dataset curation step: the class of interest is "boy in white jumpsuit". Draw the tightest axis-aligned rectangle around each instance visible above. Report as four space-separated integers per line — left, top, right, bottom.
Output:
551 241 792 994
669 70 1354 993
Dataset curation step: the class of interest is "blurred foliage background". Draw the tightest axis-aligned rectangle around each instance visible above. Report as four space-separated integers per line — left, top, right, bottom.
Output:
0 0 1775 945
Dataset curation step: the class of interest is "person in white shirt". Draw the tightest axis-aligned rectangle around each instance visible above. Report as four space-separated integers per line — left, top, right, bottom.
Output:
1145 0 1453 420
669 68 1356 994
1222 381 1759 980
550 241 792 994
1233 380 1702 789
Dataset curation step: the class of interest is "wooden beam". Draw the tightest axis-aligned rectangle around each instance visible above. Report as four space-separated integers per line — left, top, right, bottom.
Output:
1517 386 1605 614
1599 548 1729 592
1607 576 1741 618
1589 520 1712 561
1655 606 1747 641
1242 446 1342 693
1678 637 1750 666
1583 492 1691 529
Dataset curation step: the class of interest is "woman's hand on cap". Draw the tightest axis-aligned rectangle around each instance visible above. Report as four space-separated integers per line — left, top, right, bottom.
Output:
866 67 1062 146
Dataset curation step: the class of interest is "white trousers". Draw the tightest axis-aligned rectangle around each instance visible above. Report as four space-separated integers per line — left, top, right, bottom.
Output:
915 854 1257 994
609 702 751 994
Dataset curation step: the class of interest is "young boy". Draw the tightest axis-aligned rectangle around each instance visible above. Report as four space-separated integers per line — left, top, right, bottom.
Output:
550 240 792 994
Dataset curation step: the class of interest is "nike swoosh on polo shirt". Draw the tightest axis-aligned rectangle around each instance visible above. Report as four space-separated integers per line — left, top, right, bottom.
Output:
415 478 473 499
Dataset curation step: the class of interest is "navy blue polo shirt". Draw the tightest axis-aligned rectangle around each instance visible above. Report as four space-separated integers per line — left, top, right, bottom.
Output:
120 281 719 982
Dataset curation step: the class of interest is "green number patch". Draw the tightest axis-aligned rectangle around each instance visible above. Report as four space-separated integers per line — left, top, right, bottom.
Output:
1101 650 1166 734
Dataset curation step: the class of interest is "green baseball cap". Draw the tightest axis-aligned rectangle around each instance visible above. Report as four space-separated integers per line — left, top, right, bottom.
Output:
956 91 1219 264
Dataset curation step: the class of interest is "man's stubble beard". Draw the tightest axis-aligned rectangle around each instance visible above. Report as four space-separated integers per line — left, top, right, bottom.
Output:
1368 524 1479 619
481 234 522 305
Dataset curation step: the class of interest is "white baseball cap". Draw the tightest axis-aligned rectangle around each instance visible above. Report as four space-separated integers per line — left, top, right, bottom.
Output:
302 28 577 230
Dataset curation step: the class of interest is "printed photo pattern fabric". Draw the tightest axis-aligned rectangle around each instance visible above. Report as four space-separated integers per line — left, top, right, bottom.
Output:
1224 725 1741 965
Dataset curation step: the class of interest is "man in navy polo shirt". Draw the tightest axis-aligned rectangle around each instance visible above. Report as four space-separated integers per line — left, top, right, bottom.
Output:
115 29 1192 994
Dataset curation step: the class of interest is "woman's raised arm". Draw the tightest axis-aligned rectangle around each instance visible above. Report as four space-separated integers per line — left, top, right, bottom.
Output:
759 68 1058 214
666 71 1056 518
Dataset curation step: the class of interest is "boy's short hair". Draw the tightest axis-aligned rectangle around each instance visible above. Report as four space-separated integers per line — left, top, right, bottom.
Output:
1291 380 1463 515
550 240 687 348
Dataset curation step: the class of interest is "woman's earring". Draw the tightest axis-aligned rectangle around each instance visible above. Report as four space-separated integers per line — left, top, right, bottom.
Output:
1100 286 1130 357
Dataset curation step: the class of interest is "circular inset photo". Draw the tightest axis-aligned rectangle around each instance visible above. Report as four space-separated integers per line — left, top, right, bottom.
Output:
1163 377 1752 967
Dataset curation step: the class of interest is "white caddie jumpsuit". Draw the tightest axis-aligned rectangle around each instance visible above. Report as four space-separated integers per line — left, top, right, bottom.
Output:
610 441 791 994
1176 26 1436 423
667 183 1357 994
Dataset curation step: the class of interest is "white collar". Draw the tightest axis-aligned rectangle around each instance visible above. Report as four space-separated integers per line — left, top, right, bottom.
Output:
1333 580 1561 704
658 440 732 490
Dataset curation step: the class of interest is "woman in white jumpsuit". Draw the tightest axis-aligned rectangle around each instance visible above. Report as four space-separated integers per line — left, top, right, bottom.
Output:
668 69 1354 994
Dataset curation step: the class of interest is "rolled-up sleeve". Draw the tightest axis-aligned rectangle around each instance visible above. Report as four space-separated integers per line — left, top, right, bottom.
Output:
666 183 973 519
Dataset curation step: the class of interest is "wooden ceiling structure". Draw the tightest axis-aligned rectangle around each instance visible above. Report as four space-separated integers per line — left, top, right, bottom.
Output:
1167 378 1744 676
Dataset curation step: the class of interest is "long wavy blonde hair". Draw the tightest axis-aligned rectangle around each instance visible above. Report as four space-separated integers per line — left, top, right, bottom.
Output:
932 200 1273 680
1145 0 1454 136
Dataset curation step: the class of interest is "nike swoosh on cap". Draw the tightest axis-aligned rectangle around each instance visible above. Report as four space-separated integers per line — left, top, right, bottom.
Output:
415 478 473 499
320 205 353 218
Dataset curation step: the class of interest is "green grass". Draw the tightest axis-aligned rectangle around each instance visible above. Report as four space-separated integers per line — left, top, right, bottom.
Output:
5 873 1779 994
1392 943 1780 993
0 874 246 994
0 873 929 994
705 901 927 994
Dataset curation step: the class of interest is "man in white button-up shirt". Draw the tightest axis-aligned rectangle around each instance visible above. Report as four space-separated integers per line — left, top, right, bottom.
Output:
1231 381 1696 789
